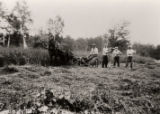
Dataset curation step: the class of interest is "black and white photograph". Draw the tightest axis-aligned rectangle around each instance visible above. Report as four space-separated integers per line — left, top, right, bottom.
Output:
0 0 160 113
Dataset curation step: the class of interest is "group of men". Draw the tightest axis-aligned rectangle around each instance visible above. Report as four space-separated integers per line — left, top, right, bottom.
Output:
89 43 136 69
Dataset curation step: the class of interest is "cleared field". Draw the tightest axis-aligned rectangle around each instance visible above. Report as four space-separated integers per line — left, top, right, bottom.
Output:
0 63 160 114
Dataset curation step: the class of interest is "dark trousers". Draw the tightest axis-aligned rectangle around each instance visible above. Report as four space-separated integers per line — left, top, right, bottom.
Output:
114 56 120 67
126 56 133 68
102 55 108 68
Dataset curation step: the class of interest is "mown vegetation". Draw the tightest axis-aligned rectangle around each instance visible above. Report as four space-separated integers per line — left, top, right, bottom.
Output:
0 63 160 114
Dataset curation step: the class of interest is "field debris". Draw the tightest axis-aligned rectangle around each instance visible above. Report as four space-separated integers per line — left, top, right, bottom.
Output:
0 64 160 114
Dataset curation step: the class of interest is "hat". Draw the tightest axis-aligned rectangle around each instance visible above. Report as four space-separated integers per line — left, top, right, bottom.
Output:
115 47 118 49
128 45 132 48
92 43 96 46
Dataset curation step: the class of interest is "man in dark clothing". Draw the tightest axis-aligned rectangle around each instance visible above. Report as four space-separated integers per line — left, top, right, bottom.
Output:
113 47 121 67
102 43 109 68
126 46 136 69
114 56 120 67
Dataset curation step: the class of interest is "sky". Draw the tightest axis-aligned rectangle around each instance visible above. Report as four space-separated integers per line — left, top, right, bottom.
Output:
1 0 160 45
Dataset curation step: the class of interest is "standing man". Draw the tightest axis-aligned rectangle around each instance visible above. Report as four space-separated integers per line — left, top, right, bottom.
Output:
102 43 109 68
126 46 136 69
113 47 121 67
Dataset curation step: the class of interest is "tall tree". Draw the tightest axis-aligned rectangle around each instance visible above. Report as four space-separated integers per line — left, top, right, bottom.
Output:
12 0 33 49
106 22 130 51
0 3 14 47
47 15 64 42
0 2 6 46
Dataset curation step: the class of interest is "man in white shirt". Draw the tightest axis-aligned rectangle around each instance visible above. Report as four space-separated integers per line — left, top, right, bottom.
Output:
88 43 99 62
90 44 98 55
126 46 136 69
112 47 121 67
102 43 109 68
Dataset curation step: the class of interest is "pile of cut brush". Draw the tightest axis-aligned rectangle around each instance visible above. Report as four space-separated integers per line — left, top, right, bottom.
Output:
0 88 115 114
0 83 130 114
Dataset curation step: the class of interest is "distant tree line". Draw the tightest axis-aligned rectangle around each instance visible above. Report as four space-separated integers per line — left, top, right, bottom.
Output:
29 21 131 52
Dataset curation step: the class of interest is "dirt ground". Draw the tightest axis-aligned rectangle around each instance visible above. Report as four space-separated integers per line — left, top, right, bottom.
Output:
0 63 160 114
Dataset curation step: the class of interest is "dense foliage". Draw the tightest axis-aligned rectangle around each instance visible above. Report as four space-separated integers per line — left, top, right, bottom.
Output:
133 43 160 60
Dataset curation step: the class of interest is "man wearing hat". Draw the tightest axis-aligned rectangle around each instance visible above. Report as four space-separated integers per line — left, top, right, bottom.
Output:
126 45 136 69
112 47 121 67
102 43 109 68
88 43 99 62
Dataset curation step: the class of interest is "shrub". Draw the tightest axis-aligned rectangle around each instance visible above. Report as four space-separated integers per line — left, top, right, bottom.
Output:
133 43 160 60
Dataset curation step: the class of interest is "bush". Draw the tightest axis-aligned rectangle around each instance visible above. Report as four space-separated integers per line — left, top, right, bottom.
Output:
133 43 160 60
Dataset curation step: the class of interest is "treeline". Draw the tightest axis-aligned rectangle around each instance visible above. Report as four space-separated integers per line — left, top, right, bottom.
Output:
29 21 131 52
29 34 103 51
28 32 160 60
133 43 160 60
